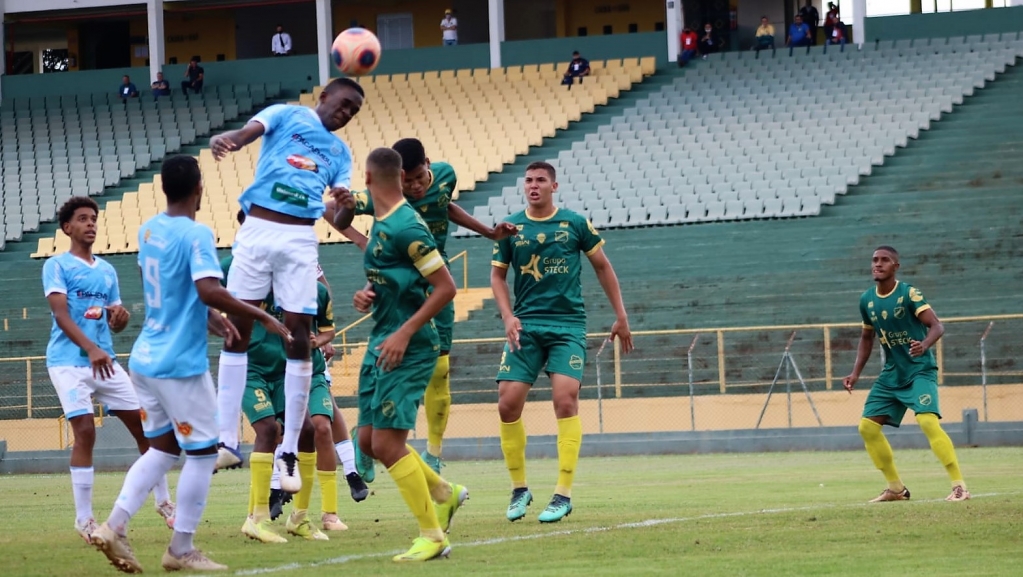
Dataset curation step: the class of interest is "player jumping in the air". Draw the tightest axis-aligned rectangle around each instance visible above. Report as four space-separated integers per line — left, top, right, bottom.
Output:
491 162 633 523
843 246 970 503
208 78 364 493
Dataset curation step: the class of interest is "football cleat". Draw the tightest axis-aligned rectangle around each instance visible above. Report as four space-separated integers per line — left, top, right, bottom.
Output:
161 548 227 571
276 452 302 494
392 536 451 562
241 516 288 544
91 522 143 574
869 487 911 502
506 488 533 522
946 486 971 502
538 494 573 523
214 443 243 472
286 510 329 541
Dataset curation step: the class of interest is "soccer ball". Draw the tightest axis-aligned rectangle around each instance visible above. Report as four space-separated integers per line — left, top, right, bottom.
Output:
331 28 381 76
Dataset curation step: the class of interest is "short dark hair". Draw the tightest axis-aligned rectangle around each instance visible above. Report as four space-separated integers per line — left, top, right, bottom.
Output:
366 147 403 179
324 77 365 98
237 209 246 225
58 196 99 228
875 245 899 260
525 161 556 181
161 155 202 203
572 51 580 56
391 138 427 173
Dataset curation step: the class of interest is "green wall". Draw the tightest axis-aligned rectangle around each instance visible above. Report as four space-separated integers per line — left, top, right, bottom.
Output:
865 6 1023 41
501 32 667 68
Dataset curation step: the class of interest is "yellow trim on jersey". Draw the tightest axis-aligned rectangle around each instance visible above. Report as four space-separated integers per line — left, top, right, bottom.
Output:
914 304 932 317
415 249 445 277
584 238 606 257
875 280 899 298
426 169 435 190
491 261 509 269
375 199 408 222
862 322 873 329
318 326 334 333
525 207 559 222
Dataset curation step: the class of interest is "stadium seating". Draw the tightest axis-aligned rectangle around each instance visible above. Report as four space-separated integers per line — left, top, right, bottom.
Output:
26 59 653 257
456 34 1023 236
0 83 279 253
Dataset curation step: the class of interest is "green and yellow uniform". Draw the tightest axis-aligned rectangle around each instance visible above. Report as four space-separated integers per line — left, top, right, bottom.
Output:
357 200 446 431
859 280 941 426
354 161 457 351
491 208 604 384
308 284 336 420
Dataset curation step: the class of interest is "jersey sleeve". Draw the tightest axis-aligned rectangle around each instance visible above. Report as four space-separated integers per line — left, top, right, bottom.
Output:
188 225 224 282
107 265 122 306
42 258 67 296
492 232 512 269
250 104 288 135
316 283 335 333
859 295 872 329
397 221 445 278
576 214 605 256
354 191 374 216
907 285 932 317
330 141 352 189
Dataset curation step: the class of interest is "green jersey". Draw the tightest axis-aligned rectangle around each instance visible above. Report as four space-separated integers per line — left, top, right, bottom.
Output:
859 280 937 387
354 161 457 259
220 256 332 379
491 207 604 328
364 200 446 357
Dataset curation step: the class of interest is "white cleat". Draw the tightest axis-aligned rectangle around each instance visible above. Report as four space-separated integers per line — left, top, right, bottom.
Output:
161 548 228 571
321 513 349 532
215 443 244 471
75 517 98 545
946 486 972 502
91 522 143 574
155 500 176 529
276 452 302 494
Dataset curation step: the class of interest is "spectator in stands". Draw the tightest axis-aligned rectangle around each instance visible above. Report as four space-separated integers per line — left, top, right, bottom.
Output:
824 2 840 43
678 26 699 67
151 72 171 100
825 17 847 52
271 24 292 56
181 57 204 96
699 23 719 59
754 16 776 58
799 0 821 45
441 9 458 46
787 14 812 54
118 75 139 102
562 51 590 90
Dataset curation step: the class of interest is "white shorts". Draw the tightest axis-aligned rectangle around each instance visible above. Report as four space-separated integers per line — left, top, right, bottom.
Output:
227 216 319 315
130 371 219 451
48 363 140 419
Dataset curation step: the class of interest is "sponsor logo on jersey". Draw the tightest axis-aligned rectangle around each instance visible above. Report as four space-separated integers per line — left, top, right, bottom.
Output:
536 233 546 244
559 221 570 228
139 408 148 422
894 306 905 319
569 355 584 370
381 400 396 419
918 394 932 406
555 231 569 243
175 420 193 437
881 310 888 320
520 254 543 281
286 154 319 172
289 134 334 168
407 240 433 261
909 287 924 302
84 306 104 320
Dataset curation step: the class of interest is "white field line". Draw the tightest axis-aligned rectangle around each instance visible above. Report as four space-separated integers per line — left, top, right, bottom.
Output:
229 491 1015 576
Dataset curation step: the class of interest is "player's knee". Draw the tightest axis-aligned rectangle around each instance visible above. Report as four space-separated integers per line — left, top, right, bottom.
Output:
858 417 882 439
252 419 278 451
915 413 941 435
70 416 97 445
498 397 523 422
311 416 332 440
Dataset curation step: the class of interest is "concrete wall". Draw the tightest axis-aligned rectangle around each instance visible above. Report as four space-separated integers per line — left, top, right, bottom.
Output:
865 5 1023 41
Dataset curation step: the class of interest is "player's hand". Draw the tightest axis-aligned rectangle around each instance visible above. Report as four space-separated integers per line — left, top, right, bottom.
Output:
88 347 115 380
353 287 376 313
503 316 522 352
490 222 519 241
329 187 355 210
909 340 927 357
321 341 336 362
105 305 130 333
260 313 292 342
209 134 238 161
610 316 634 354
375 330 410 372
842 373 859 394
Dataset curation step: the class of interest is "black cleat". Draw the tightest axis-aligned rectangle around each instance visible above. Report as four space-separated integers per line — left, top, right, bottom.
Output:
269 488 293 521
346 472 370 502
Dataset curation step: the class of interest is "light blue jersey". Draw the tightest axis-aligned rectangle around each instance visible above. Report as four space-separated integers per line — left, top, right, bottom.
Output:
238 104 352 220
129 214 223 379
43 253 121 368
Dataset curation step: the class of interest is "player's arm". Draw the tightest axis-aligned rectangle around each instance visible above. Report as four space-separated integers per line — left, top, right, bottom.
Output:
195 278 291 341
490 261 522 351
587 247 633 354
448 203 517 240
209 121 265 160
105 269 130 333
911 308 944 357
311 288 336 349
46 293 115 379
844 326 876 393
323 197 368 249
376 266 456 371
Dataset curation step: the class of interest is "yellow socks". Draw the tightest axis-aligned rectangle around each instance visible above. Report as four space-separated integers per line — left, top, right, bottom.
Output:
249 452 274 519
916 413 966 488
425 355 451 458
500 419 528 489
318 469 338 515
388 452 444 542
407 445 451 503
555 416 582 498
858 418 904 492
294 452 317 511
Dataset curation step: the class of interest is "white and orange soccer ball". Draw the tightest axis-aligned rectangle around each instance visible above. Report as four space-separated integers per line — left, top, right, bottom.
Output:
331 28 381 76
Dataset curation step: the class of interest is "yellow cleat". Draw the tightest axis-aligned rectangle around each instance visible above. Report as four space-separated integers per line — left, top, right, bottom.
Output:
392 536 451 562
241 516 288 544
286 510 329 541
91 522 143 574
435 483 469 533
321 513 349 531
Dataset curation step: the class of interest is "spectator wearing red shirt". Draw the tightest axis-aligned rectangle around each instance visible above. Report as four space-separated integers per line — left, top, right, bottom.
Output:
679 27 699 67
824 3 840 44
825 17 847 53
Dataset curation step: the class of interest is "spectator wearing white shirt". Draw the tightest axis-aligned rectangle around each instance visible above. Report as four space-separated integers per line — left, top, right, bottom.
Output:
272 24 292 56
441 9 458 46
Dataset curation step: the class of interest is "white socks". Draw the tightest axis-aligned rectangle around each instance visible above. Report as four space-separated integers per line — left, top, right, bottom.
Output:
107 449 180 535
335 440 356 475
169 454 217 556
70 466 94 524
280 359 312 456
153 474 171 504
217 351 249 450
